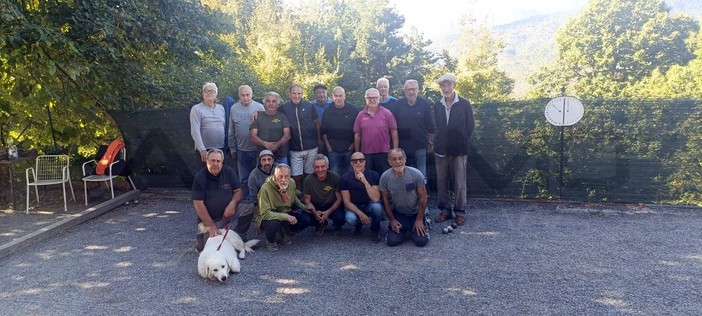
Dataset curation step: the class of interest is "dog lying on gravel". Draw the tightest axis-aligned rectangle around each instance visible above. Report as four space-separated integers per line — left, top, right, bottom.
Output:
197 229 259 283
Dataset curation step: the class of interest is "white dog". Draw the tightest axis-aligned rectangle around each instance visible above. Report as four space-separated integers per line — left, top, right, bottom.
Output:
197 229 260 282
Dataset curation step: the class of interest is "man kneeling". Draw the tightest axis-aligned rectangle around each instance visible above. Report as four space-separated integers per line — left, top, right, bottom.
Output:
255 164 313 251
379 148 429 247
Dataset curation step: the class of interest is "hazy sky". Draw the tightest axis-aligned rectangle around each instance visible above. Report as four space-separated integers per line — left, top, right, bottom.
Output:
390 0 589 40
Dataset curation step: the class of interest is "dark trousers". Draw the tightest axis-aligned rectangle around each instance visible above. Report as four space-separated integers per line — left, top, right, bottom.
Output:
365 153 390 176
386 210 429 247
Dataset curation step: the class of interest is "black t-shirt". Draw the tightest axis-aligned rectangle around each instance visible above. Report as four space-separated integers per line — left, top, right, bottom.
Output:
191 165 241 222
340 168 380 205
321 104 359 153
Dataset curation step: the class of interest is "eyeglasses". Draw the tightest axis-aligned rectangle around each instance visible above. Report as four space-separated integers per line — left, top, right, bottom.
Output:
351 159 365 164
365 96 379 100
204 89 217 94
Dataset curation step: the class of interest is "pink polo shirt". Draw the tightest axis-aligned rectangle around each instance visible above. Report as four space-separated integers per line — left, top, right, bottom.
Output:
353 106 397 154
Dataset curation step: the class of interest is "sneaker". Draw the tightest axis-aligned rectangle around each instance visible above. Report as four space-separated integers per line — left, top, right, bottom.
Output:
370 230 381 243
266 241 278 252
195 233 207 252
282 234 292 245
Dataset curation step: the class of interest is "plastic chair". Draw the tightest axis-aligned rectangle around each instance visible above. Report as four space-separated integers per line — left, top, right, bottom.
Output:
25 155 76 213
82 147 135 205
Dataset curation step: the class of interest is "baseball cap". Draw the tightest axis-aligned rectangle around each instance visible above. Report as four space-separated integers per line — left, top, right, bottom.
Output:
313 83 327 91
259 150 274 158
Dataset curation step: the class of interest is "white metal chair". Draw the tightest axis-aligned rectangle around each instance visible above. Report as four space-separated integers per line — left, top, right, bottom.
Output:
25 154 76 213
82 147 135 205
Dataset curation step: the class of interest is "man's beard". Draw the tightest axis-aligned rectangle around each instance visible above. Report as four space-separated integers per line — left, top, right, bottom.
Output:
392 165 404 173
278 181 289 191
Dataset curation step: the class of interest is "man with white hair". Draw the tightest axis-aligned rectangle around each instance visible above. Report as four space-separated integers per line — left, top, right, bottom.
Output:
392 79 435 182
190 82 226 163
433 74 474 226
256 164 314 251
228 85 264 201
353 88 398 175
379 148 429 247
376 77 397 107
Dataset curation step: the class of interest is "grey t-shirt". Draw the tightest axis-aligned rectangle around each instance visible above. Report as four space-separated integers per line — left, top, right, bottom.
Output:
190 102 226 151
379 166 425 216
228 101 265 152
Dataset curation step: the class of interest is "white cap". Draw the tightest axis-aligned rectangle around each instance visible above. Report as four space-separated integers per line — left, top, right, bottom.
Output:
437 74 457 85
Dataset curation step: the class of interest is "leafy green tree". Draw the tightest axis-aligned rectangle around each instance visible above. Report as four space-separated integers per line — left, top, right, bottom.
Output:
528 0 699 98
0 0 233 155
454 27 514 103
626 30 702 98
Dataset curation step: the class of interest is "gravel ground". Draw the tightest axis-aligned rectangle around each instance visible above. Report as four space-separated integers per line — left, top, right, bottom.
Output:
0 190 701 315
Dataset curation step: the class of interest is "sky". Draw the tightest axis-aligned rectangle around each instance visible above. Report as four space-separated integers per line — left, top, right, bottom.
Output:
389 0 589 41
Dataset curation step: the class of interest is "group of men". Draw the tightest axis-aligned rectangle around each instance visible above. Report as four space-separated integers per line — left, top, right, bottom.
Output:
189 74 474 252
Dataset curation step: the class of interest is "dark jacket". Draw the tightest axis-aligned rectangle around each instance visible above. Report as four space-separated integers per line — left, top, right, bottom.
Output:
279 100 319 151
433 95 474 156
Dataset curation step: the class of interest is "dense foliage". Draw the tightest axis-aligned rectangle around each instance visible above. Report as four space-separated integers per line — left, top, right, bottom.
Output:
1 0 701 204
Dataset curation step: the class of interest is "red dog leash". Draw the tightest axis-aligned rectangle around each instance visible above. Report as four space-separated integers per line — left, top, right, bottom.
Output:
216 216 233 251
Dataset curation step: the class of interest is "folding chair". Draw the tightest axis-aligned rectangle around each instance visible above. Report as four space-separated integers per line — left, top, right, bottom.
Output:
81 147 135 205
25 154 76 213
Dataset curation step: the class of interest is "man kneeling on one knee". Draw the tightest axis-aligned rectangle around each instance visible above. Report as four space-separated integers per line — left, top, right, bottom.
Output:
192 149 255 252
379 148 429 247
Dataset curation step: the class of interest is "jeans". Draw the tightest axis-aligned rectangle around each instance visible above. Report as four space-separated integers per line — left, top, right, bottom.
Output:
386 209 429 247
365 153 389 176
406 148 427 183
345 202 384 232
328 151 351 176
274 156 288 165
236 150 258 201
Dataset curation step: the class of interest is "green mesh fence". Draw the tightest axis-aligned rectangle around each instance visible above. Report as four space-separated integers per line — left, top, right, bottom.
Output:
110 99 702 205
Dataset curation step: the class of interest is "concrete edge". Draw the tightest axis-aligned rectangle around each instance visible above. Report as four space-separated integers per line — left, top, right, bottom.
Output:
0 190 141 260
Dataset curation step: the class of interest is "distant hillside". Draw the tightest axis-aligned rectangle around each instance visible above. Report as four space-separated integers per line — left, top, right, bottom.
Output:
494 14 572 99
431 0 702 100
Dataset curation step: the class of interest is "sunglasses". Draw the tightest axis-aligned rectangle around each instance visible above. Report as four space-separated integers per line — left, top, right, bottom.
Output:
351 159 365 163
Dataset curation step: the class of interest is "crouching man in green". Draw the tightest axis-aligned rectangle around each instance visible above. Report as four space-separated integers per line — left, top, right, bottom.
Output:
255 164 313 251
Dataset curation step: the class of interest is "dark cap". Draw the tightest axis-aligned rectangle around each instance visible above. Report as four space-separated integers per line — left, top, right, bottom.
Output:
313 83 327 91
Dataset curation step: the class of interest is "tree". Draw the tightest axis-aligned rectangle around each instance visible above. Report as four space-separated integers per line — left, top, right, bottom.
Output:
429 20 514 103
528 0 699 98
0 0 234 155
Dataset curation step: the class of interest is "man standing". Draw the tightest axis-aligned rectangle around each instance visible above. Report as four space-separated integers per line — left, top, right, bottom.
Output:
341 152 384 242
353 88 398 175
392 79 435 182
433 74 474 226
303 154 345 236
192 149 255 252
280 84 322 190
256 164 313 252
379 148 429 247
376 77 397 107
311 83 333 124
228 85 264 200
190 82 226 163
321 86 358 176
250 91 291 164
